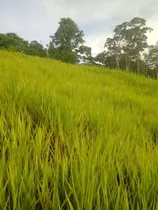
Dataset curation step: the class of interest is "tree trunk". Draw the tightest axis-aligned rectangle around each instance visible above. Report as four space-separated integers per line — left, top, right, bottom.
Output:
137 60 140 75
125 55 129 71
116 56 120 69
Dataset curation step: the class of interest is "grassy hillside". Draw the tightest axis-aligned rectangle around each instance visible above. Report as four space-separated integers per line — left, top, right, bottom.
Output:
0 51 158 210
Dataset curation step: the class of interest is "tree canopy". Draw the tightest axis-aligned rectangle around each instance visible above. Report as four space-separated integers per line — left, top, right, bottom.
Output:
28 40 47 57
0 33 28 52
95 17 157 78
48 18 92 64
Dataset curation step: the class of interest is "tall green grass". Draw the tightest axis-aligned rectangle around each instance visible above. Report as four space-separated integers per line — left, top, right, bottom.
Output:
0 51 158 209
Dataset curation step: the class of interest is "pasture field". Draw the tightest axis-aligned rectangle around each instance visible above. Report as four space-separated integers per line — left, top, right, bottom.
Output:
0 51 158 209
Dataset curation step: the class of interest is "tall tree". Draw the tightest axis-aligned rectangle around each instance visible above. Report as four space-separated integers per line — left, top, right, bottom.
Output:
48 17 92 64
52 18 84 49
104 36 123 69
114 17 152 71
101 17 153 72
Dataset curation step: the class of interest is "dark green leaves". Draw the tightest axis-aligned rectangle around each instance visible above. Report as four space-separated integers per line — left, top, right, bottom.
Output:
48 18 92 64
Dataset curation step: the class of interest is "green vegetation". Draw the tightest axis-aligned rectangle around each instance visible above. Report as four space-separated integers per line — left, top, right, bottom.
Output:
96 17 157 79
0 17 158 78
48 18 92 64
0 33 47 58
0 51 158 209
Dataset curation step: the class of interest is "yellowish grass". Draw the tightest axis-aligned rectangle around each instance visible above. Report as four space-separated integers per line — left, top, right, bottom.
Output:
0 51 158 209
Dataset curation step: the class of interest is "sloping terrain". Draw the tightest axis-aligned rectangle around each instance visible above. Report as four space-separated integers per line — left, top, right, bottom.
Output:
0 51 158 209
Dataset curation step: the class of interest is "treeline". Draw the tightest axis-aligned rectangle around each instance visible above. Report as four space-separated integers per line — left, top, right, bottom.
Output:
95 17 158 79
0 33 47 57
0 18 92 64
0 17 157 79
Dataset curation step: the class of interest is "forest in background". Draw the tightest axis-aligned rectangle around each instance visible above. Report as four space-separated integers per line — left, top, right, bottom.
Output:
0 17 158 79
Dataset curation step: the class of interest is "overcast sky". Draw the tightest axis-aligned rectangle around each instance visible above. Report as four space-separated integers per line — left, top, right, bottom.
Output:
0 0 158 56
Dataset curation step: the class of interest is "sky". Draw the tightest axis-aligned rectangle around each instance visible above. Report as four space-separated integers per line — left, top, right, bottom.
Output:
0 0 158 56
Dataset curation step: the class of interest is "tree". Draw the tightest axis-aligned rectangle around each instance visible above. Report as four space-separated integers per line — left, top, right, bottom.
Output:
145 42 158 78
115 17 152 71
52 18 84 49
101 17 153 72
48 17 92 64
104 36 123 69
55 45 78 64
0 33 47 58
0 33 29 52
48 43 78 64
77 45 93 64
28 40 47 57
47 41 56 58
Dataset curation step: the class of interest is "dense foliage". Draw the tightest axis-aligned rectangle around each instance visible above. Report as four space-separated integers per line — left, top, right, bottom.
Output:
48 18 92 64
95 17 158 79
